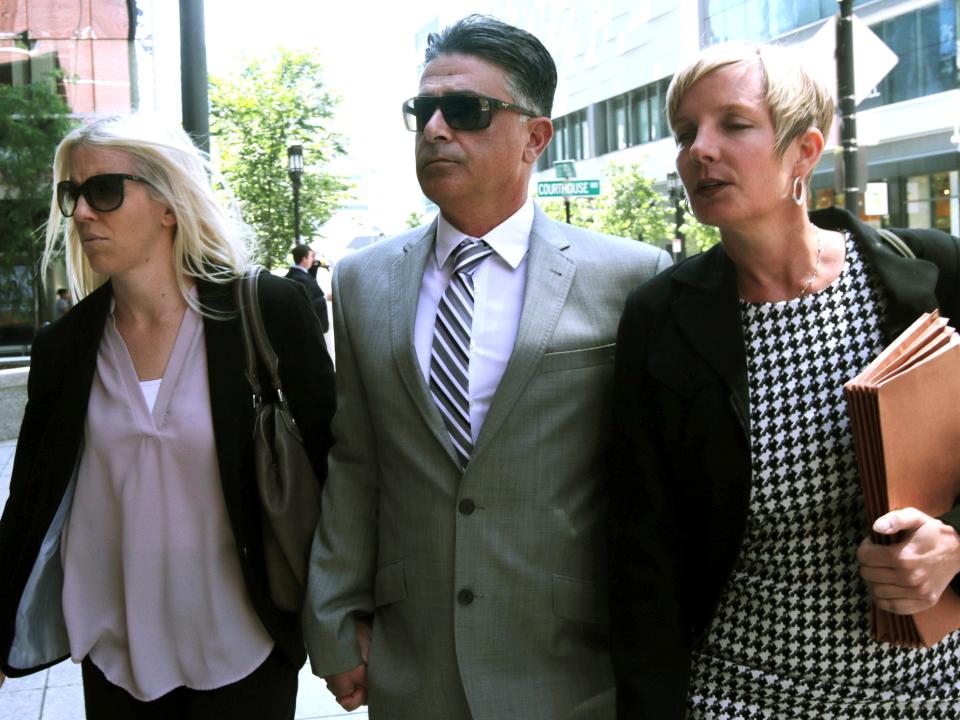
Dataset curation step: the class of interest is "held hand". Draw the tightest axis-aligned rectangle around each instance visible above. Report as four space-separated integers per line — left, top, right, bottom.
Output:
323 616 374 711
355 615 372 665
324 664 367 711
857 507 960 615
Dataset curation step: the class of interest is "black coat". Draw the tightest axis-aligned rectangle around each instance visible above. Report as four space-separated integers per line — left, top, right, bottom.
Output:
608 207 960 718
0 273 336 677
285 267 330 334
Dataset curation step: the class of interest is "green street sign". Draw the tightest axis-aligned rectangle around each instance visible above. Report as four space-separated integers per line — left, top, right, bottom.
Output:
553 160 576 179
537 179 601 198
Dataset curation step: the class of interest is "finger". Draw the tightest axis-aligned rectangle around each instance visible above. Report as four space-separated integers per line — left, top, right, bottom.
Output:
874 596 937 615
873 507 931 536
857 537 903 569
337 686 368 711
325 678 355 700
356 620 372 665
858 565 919 587
337 689 361 711
868 581 930 600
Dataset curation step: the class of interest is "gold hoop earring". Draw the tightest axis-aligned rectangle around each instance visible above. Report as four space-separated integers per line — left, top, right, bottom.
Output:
792 176 805 206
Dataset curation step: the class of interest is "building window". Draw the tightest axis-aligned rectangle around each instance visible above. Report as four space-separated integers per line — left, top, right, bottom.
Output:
539 109 589 171
611 95 627 151
538 76 671 170
701 0 873 44
630 88 650 146
906 171 960 236
860 1 959 110
702 1 959 110
596 76 670 154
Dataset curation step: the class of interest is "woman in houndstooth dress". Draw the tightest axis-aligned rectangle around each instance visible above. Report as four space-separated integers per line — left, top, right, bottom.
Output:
608 42 960 719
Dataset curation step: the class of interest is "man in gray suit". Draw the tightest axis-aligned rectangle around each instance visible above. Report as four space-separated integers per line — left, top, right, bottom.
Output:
303 15 670 719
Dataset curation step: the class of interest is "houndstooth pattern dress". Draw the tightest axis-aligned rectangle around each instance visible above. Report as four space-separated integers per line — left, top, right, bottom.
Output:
686 233 960 719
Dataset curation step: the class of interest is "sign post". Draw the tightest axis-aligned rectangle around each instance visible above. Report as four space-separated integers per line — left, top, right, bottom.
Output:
553 160 577 223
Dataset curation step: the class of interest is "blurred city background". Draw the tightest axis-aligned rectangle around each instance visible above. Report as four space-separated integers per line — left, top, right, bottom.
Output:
0 0 957 345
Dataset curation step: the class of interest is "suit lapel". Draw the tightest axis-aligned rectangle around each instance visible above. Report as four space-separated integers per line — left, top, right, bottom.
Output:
871 249 939 340
472 210 576 462
51 282 113 480
198 278 253 527
390 220 460 462
671 245 751 437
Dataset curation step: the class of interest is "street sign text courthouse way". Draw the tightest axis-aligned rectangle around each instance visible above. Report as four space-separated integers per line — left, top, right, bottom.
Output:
537 179 601 198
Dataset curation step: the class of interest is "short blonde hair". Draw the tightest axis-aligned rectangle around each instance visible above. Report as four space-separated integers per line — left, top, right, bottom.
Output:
666 42 834 157
43 113 252 311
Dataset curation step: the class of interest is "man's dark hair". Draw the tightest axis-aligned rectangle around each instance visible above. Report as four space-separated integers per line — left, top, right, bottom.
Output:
56 288 68 297
291 244 313 264
424 15 557 118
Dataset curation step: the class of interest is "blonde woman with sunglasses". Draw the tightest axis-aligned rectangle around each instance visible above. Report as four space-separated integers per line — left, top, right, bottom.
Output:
0 114 335 719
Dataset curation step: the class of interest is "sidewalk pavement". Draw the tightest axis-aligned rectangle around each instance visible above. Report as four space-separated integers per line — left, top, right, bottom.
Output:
0 439 367 720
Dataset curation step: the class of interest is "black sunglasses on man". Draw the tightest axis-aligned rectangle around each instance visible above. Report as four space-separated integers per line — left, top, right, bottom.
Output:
402 94 538 133
57 173 154 217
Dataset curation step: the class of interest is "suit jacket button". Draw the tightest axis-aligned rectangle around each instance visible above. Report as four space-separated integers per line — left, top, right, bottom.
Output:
240 546 250 559
458 499 475 515
457 588 474 606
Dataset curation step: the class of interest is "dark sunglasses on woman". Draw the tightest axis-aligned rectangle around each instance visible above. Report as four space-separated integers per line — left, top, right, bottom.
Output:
57 173 153 217
402 94 538 132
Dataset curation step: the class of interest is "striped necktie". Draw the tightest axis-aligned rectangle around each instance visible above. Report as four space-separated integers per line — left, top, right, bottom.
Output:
429 238 493 469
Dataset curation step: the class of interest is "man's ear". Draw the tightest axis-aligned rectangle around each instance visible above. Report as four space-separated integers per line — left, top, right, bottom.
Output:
523 117 554 165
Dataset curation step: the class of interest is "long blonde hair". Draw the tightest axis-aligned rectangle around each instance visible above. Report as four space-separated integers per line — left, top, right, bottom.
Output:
43 113 252 312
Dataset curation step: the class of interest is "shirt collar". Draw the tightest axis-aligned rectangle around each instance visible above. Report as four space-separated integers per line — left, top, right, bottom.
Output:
435 197 533 271
290 265 309 273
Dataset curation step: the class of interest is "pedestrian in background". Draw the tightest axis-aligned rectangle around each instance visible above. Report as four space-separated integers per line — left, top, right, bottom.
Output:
0 113 335 719
609 42 960 718
286 243 330 334
54 288 73 318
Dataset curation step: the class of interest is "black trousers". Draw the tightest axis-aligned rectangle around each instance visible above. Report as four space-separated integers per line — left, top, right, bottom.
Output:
80 647 298 720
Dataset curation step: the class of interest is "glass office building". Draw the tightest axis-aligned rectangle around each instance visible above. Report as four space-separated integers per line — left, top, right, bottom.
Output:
522 0 959 236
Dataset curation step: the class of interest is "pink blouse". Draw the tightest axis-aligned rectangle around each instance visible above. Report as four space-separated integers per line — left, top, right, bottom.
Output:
60 300 273 701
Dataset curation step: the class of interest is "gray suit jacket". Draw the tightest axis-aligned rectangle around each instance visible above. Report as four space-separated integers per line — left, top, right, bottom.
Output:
303 206 671 719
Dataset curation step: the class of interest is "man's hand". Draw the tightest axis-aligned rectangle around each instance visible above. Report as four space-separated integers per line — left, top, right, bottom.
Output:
325 663 367 711
857 507 960 615
0 669 5 688
323 616 373 711
355 615 372 665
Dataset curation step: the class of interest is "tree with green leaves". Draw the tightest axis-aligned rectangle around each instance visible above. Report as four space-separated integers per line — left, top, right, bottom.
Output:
0 80 73 331
209 49 348 269
681 214 721 253
405 211 426 229
540 162 719 254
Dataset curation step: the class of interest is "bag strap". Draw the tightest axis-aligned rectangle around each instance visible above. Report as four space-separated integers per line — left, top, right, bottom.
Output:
877 227 916 260
235 267 285 403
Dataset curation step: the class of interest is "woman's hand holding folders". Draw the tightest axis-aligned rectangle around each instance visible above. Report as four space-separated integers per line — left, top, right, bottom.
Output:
858 507 960 615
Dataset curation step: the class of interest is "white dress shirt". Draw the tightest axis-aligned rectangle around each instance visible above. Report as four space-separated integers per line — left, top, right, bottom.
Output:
414 198 533 444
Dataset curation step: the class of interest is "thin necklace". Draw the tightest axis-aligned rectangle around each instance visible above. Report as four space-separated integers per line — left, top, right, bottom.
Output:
795 229 823 300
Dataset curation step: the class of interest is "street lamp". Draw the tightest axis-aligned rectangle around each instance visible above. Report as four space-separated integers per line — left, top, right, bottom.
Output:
287 144 304 244
666 171 686 261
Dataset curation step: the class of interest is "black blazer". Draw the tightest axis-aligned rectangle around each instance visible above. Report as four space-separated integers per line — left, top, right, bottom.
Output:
0 273 336 676
285 267 330 334
608 207 960 718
